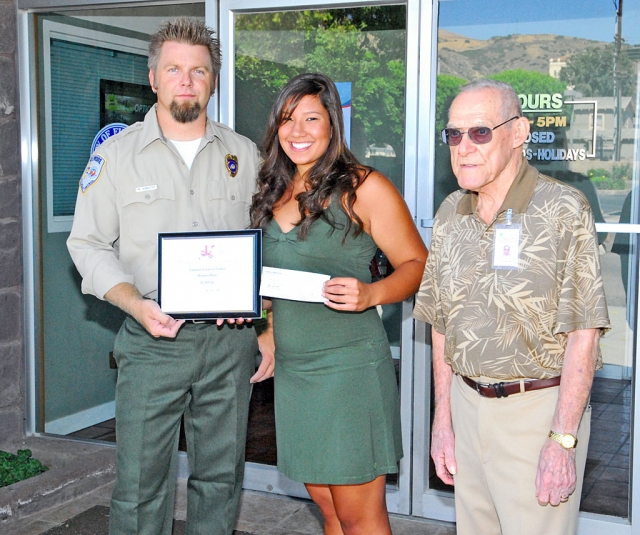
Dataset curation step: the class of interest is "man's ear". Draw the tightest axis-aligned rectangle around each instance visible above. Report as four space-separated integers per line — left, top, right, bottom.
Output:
211 75 218 96
512 116 530 148
149 70 157 94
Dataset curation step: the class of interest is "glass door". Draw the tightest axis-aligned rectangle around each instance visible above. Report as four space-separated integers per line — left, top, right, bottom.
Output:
220 0 421 514
27 4 204 438
414 0 640 532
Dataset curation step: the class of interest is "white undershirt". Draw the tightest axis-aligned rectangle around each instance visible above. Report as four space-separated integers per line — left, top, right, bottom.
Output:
169 138 202 170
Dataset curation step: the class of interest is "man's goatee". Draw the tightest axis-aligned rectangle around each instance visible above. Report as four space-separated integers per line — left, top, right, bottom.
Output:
170 101 202 123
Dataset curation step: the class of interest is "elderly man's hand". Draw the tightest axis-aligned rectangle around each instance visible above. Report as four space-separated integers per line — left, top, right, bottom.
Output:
431 412 457 486
535 439 577 506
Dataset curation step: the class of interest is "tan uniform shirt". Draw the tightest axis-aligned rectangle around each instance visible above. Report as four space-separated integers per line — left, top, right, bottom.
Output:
67 105 259 300
413 159 610 379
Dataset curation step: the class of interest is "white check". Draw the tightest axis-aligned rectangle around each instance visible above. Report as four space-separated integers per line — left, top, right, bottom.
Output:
260 267 330 302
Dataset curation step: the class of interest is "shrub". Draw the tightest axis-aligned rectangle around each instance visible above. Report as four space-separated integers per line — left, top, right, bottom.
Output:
613 163 631 182
0 449 48 488
590 175 626 190
588 168 611 180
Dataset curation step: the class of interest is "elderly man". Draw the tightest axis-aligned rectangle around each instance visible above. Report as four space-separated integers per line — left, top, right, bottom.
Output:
413 79 610 535
68 18 273 535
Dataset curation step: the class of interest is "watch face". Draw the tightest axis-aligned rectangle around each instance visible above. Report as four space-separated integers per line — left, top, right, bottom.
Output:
561 435 576 448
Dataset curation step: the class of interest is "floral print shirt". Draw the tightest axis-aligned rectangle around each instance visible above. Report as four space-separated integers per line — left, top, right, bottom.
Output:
413 159 610 379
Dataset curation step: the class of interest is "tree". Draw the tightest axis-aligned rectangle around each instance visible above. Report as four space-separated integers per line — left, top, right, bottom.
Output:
559 44 636 97
233 7 407 157
434 71 567 137
435 74 467 135
490 69 566 97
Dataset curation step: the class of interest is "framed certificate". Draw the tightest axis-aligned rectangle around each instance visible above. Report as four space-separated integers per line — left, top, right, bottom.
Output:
157 229 262 320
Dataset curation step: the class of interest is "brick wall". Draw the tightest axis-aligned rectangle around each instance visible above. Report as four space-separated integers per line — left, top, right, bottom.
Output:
0 0 25 439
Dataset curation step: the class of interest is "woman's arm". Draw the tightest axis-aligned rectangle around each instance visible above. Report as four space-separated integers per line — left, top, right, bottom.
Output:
323 171 428 311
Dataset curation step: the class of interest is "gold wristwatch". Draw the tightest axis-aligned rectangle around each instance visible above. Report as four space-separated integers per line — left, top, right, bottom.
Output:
548 430 578 449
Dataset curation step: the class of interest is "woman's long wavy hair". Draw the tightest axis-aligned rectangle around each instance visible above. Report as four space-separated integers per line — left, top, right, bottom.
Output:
250 73 372 239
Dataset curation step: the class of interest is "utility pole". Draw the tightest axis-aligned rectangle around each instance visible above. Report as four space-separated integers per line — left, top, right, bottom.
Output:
613 0 623 161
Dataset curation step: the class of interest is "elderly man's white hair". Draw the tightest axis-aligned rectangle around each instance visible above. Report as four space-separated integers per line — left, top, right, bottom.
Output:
452 78 522 120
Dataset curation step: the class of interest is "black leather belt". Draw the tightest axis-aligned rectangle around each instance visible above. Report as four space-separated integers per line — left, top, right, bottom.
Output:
461 375 561 398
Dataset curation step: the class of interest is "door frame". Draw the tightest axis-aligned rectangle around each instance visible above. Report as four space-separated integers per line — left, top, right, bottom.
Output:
411 1 640 532
218 0 423 514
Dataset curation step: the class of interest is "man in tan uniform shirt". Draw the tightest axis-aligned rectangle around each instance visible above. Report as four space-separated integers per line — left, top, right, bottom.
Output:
67 18 273 535
413 79 610 534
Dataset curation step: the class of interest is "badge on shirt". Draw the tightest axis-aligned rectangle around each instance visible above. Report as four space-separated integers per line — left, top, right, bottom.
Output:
80 154 106 193
493 224 521 269
225 154 238 177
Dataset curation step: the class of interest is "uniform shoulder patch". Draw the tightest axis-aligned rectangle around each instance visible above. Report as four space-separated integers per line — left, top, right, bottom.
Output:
80 154 106 193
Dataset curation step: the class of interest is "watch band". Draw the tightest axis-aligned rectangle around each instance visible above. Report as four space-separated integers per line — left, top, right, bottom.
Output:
548 430 578 449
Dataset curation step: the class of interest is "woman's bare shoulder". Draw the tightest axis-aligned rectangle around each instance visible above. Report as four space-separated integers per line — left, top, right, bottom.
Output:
356 169 401 200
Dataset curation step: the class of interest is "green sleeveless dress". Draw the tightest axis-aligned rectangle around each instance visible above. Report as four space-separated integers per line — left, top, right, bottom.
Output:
263 204 403 484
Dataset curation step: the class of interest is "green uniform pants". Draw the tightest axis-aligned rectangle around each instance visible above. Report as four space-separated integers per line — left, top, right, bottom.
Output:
109 318 257 535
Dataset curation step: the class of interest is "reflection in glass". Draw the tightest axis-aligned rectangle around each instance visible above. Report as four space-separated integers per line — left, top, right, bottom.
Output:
434 0 640 222
586 239 635 518
49 39 149 218
234 7 407 193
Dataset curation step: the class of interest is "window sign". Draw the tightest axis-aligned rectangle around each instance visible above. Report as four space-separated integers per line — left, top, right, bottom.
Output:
99 79 155 128
90 80 156 153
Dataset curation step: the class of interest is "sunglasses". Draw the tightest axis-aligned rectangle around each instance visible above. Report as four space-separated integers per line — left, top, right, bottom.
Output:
441 116 520 146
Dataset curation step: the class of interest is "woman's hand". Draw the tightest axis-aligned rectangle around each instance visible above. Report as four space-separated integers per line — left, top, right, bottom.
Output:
252 329 275 382
323 277 375 311
252 308 275 383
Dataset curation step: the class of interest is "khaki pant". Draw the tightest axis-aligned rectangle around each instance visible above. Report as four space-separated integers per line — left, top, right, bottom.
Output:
109 318 257 535
451 374 590 535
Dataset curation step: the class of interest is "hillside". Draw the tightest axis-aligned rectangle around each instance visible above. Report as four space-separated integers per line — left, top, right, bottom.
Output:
437 30 608 80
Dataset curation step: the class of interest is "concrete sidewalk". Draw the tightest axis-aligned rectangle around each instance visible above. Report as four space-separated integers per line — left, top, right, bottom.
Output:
7 480 455 535
0 436 454 534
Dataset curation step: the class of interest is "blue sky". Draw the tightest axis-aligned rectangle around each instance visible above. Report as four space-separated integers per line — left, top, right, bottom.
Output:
439 0 640 45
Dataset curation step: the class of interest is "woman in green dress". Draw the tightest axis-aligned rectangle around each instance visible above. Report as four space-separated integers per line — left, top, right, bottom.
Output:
251 73 427 535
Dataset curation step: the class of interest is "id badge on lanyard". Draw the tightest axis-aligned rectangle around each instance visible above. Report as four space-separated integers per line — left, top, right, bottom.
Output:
492 209 520 270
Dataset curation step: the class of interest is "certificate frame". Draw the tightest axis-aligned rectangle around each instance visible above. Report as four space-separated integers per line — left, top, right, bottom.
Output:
157 229 262 320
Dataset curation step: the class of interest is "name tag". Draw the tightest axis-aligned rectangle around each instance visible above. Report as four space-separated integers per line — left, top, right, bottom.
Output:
135 185 158 193
492 224 521 269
